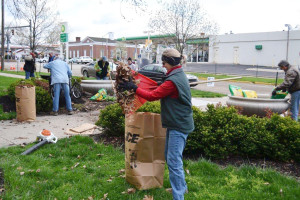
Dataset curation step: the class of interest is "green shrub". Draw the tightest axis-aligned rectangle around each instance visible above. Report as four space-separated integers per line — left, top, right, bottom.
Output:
96 101 161 136
7 79 35 100
35 86 52 112
96 102 300 162
7 79 52 113
136 101 161 113
71 76 82 85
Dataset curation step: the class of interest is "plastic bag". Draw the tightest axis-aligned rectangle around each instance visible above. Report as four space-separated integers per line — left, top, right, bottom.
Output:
229 85 243 97
90 89 107 101
242 90 257 98
271 90 288 99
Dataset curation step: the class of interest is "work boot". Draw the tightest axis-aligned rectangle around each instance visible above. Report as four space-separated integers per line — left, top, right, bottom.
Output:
50 111 58 116
68 110 73 115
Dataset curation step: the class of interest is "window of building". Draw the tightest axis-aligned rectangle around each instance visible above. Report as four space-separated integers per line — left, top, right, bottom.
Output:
77 50 79 57
110 50 114 58
84 50 86 56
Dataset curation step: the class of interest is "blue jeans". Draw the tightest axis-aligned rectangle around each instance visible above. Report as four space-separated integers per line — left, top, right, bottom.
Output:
291 90 300 121
52 83 72 112
165 129 189 200
25 71 35 79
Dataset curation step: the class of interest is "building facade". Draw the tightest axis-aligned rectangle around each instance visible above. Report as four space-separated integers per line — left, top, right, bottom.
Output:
68 36 141 61
209 30 300 67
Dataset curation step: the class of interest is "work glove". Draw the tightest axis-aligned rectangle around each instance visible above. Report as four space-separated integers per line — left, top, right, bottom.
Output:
271 89 277 96
118 81 138 92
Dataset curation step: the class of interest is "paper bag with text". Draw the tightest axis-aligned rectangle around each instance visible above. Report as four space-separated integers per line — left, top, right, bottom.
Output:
125 112 166 190
15 85 36 122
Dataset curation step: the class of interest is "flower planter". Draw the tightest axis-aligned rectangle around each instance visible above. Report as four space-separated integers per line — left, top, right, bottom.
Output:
81 80 115 95
226 94 290 117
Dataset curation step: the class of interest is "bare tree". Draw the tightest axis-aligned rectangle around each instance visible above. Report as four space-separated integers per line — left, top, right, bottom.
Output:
148 0 219 54
7 0 59 52
115 42 128 61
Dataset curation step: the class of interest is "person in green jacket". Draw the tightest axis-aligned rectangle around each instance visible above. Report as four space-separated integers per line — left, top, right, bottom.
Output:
95 56 110 80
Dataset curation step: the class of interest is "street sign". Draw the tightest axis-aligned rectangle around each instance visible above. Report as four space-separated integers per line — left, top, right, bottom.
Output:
207 77 215 87
61 22 68 33
60 33 68 43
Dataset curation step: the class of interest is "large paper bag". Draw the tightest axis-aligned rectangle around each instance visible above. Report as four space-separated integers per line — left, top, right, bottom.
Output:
15 85 36 121
125 112 166 190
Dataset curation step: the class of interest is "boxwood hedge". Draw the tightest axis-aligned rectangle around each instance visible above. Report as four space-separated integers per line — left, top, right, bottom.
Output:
96 102 300 162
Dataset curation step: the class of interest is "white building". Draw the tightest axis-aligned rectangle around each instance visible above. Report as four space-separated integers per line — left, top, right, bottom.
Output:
209 30 300 67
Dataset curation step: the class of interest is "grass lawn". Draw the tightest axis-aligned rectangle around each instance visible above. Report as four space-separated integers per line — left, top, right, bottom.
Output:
0 76 21 120
191 89 226 98
0 76 22 96
0 71 50 77
0 136 299 200
187 72 284 85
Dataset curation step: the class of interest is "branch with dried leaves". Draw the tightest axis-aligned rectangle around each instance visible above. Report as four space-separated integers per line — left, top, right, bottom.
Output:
114 62 139 115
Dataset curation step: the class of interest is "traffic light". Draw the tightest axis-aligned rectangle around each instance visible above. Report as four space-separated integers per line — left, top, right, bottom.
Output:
11 29 14 35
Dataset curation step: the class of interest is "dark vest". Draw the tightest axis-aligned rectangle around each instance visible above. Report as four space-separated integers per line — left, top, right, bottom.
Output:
160 68 194 134
97 60 109 78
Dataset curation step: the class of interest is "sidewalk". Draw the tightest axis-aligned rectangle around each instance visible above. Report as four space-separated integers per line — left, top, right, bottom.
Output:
0 110 101 148
0 72 24 78
0 97 227 149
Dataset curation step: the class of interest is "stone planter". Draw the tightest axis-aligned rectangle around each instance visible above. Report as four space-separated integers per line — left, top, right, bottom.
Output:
226 94 290 117
81 80 115 95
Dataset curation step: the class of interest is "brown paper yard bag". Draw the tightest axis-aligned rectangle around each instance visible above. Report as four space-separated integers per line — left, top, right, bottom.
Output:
125 112 166 190
15 85 36 121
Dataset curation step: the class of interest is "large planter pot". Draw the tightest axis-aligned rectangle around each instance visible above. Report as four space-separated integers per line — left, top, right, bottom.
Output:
226 94 290 117
81 80 115 95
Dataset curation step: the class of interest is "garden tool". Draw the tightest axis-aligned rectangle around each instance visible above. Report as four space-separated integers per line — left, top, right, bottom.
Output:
21 129 58 155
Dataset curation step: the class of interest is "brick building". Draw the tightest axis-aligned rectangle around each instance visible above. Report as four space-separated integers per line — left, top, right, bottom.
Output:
68 36 141 61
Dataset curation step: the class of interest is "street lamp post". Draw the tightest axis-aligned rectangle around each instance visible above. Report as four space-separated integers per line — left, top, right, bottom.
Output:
143 30 154 60
285 24 292 61
90 45 93 59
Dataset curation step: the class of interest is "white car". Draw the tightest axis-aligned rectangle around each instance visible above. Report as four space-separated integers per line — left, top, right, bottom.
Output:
77 56 93 64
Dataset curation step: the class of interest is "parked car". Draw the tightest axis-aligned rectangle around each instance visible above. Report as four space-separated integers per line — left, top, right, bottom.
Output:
36 57 48 63
77 56 93 64
81 61 118 79
69 57 79 63
138 64 199 87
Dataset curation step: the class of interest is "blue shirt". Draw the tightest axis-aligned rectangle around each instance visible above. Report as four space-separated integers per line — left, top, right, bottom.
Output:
43 59 72 85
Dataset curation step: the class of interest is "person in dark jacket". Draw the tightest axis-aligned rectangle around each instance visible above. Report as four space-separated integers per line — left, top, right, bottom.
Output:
23 52 36 79
94 56 110 80
273 60 300 121
119 49 194 200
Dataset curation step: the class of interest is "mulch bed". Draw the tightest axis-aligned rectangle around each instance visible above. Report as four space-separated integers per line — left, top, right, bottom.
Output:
0 168 4 195
0 96 15 112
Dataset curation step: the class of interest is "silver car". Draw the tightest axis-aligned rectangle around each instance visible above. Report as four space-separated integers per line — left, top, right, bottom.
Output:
81 61 118 79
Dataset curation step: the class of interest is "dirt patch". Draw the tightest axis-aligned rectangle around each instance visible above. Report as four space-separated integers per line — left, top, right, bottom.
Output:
0 168 4 195
0 92 115 114
212 157 300 180
72 94 115 113
0 95 15 112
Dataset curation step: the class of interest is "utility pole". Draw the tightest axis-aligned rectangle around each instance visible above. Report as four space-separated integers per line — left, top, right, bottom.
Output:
1 0 4 71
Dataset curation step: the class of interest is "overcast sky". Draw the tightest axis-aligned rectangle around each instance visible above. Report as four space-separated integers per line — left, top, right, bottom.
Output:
7 0 300 41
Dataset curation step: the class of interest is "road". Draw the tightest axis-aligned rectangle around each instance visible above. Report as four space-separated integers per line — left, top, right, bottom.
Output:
2 61 279 95
184 63 285 79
